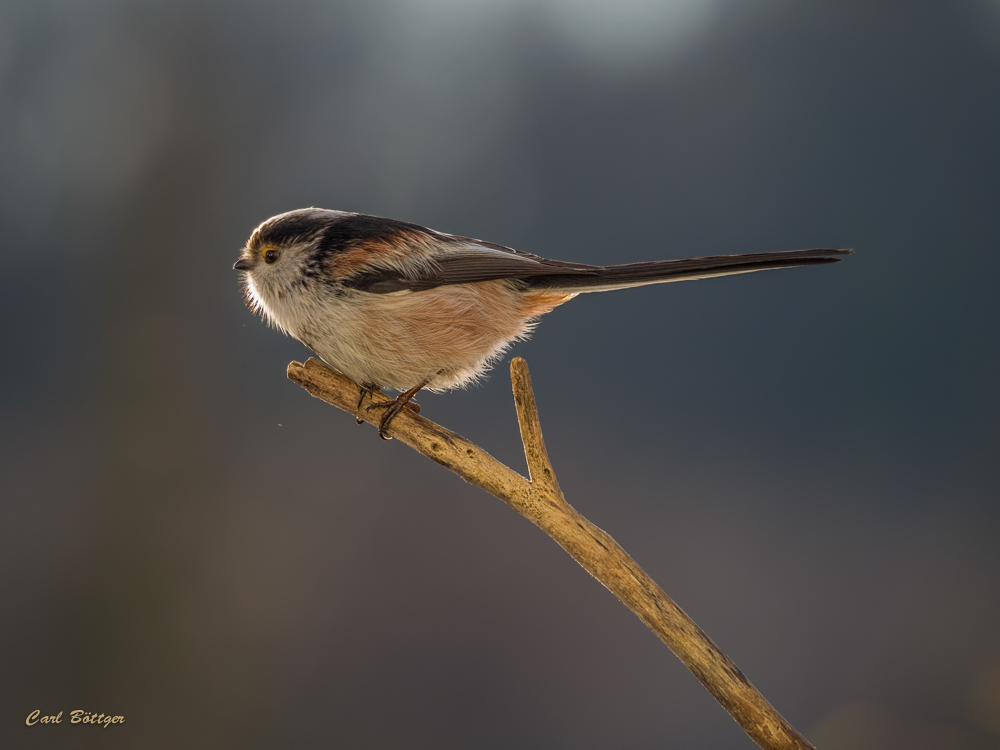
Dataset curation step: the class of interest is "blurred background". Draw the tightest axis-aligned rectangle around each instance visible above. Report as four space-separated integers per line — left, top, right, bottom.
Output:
2 0 999 748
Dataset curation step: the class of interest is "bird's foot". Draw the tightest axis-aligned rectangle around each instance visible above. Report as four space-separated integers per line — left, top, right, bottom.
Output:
355 383 381 424
364 380 430 439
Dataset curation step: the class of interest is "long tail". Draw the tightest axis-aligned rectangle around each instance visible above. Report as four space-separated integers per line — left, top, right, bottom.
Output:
526 248 852 293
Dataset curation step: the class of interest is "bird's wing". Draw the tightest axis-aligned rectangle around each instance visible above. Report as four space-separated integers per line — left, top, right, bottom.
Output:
333 214 851 294
343 233 601 294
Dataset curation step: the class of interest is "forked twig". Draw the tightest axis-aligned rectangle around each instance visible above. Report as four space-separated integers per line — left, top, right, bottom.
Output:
287 356 816 750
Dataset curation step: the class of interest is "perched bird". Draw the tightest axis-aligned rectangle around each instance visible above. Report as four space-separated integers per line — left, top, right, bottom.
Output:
235 208 850 438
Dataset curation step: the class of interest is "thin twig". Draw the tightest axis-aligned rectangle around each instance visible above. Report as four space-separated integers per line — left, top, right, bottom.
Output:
287 356 816 750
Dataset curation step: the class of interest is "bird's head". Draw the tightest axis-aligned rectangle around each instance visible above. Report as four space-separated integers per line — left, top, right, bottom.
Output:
234 207 351 323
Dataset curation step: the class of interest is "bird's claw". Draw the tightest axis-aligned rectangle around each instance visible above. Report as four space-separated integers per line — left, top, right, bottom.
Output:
355 384 418 428
368 398 417 440
358 376 434 440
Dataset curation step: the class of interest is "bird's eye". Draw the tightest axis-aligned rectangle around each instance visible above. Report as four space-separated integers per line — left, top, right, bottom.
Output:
263 248 279 264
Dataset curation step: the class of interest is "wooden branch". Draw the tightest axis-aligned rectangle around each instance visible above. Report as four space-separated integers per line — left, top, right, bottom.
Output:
287 357 816 750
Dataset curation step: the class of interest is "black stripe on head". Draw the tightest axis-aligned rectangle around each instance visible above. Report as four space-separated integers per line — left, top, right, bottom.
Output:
312 213 439 261
253 209 336 249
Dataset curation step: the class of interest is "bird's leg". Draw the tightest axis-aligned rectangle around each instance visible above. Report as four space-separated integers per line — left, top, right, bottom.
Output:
356 383 422 425
356 382 380 424
358 383 420 427
365 375 436 439
361 385 421 416
356 384 374 411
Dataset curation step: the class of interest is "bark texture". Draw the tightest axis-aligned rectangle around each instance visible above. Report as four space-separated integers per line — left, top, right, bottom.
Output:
287 356 816 750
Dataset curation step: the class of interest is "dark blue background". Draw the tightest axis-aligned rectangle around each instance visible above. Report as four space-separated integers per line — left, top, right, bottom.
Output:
2 1 999 747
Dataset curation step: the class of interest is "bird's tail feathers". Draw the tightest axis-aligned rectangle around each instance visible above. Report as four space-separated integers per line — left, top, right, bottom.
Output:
526 248 852 293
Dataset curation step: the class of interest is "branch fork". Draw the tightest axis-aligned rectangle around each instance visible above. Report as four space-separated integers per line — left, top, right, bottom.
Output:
287 356 816 750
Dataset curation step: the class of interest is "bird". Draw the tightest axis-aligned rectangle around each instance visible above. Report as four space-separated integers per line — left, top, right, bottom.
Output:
234 208 850 438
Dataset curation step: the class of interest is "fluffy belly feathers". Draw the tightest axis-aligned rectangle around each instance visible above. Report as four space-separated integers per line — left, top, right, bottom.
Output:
274 280 573 392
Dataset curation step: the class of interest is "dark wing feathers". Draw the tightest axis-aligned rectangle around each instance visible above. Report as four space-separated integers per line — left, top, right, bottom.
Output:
338 216 851 294
343 232 600 293
399 254 598 291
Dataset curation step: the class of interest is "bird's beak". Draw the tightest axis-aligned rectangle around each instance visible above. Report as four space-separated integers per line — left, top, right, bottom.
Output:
233 258 252 271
